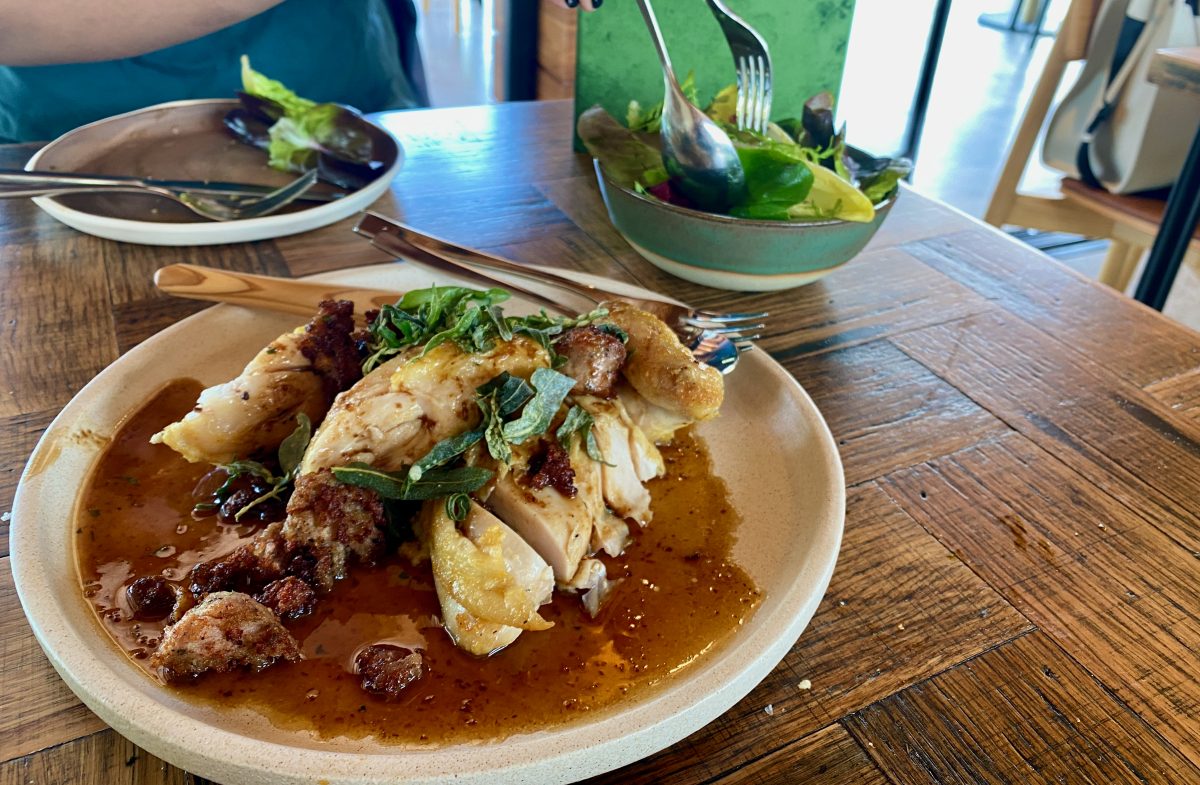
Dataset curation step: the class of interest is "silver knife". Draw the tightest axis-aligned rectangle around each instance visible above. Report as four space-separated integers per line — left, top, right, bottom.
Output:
0 169 346 202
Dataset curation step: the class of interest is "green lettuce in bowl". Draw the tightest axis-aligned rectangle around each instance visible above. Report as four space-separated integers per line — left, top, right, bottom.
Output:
579 85 910 224
578 85 909 292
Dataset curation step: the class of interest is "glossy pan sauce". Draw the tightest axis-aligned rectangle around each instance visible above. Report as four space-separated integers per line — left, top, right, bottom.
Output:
77 380 760 743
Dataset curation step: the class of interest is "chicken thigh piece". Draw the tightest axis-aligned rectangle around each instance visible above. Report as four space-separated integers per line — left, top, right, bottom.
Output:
152 300 360 464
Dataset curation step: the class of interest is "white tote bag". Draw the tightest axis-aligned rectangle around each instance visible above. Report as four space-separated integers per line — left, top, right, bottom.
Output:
1043 0 1200 194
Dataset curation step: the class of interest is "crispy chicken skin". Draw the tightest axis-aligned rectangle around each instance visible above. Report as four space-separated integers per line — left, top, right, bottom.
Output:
424 501 554 656
282 467 388 592
553 326 626 398
355 645 425 698
150 592 301 683
152 300 360 465
189 469 387 598
601 301 724 422
301 338 549 474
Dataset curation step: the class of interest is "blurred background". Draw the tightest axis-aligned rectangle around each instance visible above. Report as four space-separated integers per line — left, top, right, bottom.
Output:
411 0 1199 329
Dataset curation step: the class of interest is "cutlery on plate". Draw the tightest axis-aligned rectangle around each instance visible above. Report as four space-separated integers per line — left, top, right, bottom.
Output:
353 212 765 348
2 169 323 221
705 0 773 134
155 250 761 374
633 0 747 213
0 169 344 202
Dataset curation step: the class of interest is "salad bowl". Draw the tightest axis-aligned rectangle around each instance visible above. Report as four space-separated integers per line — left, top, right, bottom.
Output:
595 161 897 291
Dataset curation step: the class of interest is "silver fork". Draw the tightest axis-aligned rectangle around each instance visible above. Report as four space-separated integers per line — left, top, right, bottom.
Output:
705 0 772 134
0 169 319 221
353 212 766 371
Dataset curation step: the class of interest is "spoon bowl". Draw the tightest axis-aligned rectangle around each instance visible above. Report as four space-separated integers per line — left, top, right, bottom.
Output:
634 0 747 213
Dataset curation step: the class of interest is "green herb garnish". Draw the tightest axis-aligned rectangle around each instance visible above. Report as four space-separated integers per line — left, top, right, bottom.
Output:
333 463 494 500
206 413 312 522
556 405 606 464
363 284 618 374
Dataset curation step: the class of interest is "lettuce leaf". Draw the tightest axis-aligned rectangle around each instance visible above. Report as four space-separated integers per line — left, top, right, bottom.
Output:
240 56 315 117
239 55 378 176
578 106 668 189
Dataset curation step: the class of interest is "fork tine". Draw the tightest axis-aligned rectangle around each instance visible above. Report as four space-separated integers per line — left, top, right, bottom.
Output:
690 309 770 322
735 55 749 130
757 56 769 133
753 56 763 133
748 55 761 133
688 322 765 335
760 60 773 132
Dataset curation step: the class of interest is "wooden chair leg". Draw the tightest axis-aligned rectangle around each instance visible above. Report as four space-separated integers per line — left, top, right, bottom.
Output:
984 30 1069 228
1099 240 1142 291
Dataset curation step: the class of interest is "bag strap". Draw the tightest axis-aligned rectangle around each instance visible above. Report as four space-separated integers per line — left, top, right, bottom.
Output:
1076 0 1170 187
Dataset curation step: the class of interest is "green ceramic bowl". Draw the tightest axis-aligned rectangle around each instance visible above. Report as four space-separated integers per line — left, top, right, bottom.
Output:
594 161 896 291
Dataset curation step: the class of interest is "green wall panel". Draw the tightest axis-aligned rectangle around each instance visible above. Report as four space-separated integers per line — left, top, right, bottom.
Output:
573 0 856 143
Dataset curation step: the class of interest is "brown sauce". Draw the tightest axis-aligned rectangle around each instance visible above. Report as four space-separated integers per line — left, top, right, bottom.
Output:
76 379 761 743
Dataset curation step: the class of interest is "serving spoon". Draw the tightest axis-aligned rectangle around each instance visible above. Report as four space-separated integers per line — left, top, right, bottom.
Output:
634 0 747 212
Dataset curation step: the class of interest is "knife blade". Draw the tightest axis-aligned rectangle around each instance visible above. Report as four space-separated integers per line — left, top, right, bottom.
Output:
0 169 347 203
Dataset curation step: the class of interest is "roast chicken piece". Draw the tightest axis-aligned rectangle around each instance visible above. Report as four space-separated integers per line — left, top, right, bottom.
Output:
425 501 554 656
152 300 359 465
577 397 664 525
483 439 598 583
301 338 549 474
150 591 301 683
601 301 724 423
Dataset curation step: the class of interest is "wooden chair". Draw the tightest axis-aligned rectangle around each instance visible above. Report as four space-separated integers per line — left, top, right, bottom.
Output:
985 0 1200 291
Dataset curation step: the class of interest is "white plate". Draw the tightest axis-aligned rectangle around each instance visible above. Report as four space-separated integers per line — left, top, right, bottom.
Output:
25 99 402 246
10 263 844 784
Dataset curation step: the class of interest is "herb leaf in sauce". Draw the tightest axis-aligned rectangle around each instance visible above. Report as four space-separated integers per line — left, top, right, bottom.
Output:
333 463 494 500
210 414 312 522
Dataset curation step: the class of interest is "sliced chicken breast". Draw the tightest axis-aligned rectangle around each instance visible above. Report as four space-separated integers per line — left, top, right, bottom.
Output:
577 397 664 525
426 501 554 656
301 338 548 474
483 441 594 583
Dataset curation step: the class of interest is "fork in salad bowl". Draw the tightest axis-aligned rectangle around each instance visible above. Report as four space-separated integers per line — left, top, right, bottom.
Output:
705 0 773 135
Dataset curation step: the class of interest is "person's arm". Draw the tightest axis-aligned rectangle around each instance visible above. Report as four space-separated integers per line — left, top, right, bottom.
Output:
0 0 286 66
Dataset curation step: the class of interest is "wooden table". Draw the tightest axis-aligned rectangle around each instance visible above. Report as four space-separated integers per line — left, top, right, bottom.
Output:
3 100 1200 785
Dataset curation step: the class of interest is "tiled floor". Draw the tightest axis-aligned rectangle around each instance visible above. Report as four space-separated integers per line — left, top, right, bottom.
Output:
415 0 1199 332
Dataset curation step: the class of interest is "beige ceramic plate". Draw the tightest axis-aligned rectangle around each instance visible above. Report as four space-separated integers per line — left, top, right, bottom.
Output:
25 99 402 246
10 263 844 785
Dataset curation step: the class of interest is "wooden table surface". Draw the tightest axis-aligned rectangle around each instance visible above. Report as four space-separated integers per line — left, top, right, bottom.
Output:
3 100 1200 785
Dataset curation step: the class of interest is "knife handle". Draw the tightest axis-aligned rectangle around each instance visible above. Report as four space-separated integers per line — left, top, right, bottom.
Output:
154 264 401 317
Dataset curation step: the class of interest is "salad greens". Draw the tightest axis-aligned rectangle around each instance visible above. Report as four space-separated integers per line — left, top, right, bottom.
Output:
224 57 393 190
578 83 911 223
363 284 616 373
335 367 588 520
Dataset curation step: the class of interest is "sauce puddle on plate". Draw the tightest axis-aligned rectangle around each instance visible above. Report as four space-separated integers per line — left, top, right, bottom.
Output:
76 379 761 743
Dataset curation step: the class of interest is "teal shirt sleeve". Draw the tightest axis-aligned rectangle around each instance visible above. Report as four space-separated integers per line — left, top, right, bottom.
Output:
0 0 422 143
